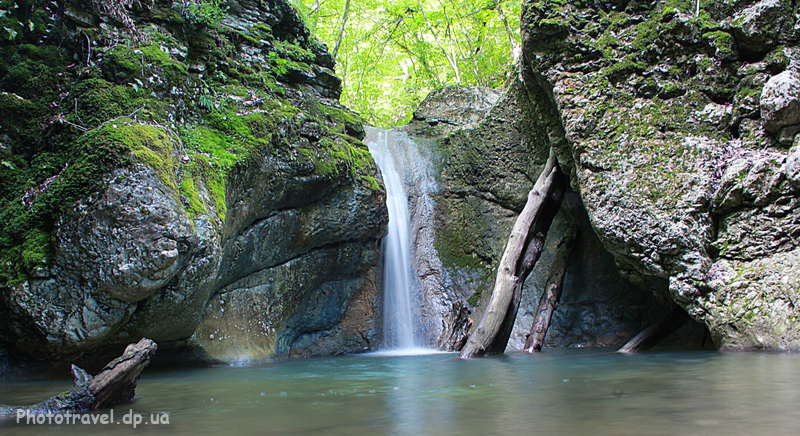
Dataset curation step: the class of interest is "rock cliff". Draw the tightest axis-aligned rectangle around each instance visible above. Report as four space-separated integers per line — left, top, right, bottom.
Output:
407 84 691 351
412 0 799 352
0 0 387 364
518 0 800 350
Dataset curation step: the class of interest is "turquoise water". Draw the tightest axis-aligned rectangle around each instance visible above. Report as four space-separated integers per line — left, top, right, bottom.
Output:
2 349 800 435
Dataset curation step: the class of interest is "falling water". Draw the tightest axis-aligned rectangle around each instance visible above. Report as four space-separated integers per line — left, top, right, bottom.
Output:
366 127 418 350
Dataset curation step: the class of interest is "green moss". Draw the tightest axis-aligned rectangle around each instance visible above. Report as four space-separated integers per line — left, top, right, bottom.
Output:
695 55 714 71
0 123 135 285
103 43 188 84
0 0 375 288
632 18 661 52
180 109 277 170
735 85 761 104
0 89 45 147
434 197 491 271
177 152 228 223
314 156 336 176
20 229 50 272
703 31 735 58
251 24 274 39
467 283 485 307
273 40 316 63
0 115 191 286
659 81 686 99
239 71 284 94
101 120 177 187
206 172 226 220
594 32 617 58
313 103 365 137
221 27 261 46
764 47 790 73
179 176 206 218
72 78 157 127
602 55 646 82
2 54 60 98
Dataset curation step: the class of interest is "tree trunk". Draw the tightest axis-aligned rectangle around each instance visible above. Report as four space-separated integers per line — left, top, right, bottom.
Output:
417 0 462 83
496 2 520 62
332 0 351 60
0 338 157 417
618 307 691 353
524 225 576 352
459 153 567 358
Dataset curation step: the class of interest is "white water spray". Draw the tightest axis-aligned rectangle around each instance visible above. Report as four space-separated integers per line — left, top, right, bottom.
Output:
366 127 418 350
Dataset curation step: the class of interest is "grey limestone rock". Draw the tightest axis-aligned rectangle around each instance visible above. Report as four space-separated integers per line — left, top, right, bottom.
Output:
401 83 684 350
761 69 800 139
517 0 800 350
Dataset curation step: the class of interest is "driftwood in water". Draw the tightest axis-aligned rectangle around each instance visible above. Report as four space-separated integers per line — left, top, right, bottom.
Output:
524 224 576 353
0 338 157 417
459 153 567 358
618 307 690 353
438 300 473 351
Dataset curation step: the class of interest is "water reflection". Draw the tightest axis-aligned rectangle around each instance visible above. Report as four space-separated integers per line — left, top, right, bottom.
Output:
3 350 800 435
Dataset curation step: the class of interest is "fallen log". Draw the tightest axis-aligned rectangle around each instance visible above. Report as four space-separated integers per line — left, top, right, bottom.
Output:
618 307 690 353
459 152 567 358
0 338 157 417
524 224 576 353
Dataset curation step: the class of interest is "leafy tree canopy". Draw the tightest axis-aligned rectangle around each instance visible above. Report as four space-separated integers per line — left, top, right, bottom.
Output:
293 0 520 127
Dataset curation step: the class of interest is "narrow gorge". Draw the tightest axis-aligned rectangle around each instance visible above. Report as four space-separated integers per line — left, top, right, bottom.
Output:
1 0 800 433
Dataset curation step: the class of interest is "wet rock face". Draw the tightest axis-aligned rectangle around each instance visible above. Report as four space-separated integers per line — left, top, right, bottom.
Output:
195 157 386 362
197 242 380 361
520 0 800 349
0 0 387 363
404 85 679 349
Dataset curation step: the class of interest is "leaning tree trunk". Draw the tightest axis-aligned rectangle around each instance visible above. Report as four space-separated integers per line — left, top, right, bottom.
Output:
524 225 576 352
459 153 567 358
0 338 157 417
618 306 691 353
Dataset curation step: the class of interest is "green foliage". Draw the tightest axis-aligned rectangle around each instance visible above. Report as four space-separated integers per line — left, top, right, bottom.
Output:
181 0 228 28
293 0 520 126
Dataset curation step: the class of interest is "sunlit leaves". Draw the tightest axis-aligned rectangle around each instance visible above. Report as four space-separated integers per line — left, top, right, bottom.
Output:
293 0 520 127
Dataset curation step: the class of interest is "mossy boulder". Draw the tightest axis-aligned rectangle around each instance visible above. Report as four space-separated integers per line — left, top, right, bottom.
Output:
519 0 800 350
0 0 387 365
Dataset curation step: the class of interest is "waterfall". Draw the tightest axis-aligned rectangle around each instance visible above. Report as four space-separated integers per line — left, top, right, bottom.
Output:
366 127 418 350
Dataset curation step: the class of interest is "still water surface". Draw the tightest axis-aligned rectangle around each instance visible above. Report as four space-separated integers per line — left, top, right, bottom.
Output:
2 349 800 435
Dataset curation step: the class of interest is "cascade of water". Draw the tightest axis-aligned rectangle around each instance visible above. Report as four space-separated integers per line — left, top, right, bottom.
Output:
366 127 417 350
